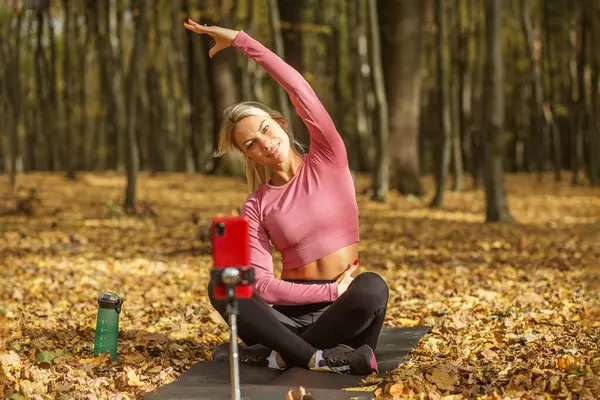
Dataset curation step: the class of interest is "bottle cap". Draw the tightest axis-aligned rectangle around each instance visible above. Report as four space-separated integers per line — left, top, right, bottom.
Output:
98 292 123 313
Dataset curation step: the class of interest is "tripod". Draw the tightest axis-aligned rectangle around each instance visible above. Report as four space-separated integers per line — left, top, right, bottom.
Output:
211 266 255 400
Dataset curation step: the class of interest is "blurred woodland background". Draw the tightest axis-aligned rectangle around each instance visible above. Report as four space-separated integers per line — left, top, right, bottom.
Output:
1 3 600 399
1 0 599 221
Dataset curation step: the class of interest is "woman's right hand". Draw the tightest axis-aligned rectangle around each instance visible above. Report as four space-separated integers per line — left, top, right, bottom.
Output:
183 19 239 58
335 260 359 296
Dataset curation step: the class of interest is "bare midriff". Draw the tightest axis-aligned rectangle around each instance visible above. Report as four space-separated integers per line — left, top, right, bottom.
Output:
280 243 360 281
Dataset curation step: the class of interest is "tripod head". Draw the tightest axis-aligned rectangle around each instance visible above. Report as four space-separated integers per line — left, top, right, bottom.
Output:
210 266 255 301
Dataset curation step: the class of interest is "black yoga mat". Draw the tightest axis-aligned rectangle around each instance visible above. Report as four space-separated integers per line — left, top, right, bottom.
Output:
145 326 430 400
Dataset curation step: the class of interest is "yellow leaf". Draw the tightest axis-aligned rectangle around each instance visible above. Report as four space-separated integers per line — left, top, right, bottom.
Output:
286 386 309 400
342 385 378 392
556 355 578 370
426 366 459 391
361 373 383 386
125 367 143 387
481 347 498 361
124 352 146 364
386 382 405 396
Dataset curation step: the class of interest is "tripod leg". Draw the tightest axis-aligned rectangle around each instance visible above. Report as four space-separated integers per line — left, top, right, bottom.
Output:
227 297 241 400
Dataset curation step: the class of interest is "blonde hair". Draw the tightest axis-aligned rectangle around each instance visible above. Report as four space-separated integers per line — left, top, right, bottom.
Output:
213 101 305 192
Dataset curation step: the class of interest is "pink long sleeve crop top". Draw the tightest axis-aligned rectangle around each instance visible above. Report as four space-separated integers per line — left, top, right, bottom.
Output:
233 31 359 306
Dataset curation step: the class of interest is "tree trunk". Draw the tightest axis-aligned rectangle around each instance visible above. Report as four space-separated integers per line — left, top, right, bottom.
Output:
367 0 390 202
239 0 254 102
183 0 201 173
35 6 53 171
462 0 475 184
278 0 308 144
471 0 485 188
542 0 562 181
268 0 293 125
451 0 464 192
0 13 7 174
590 0 600 185
46 5 61 172
335 0 352 148
430 0 451 208
22 14 36 172
77 0 89 171
62 0 76 179
7 10 24 190
378 0 426 197
123 0 148 213
571 7 585 186
350 0 374 174
205 6 242 176
483 0 515 223
87 0 117 171
521 0 548 181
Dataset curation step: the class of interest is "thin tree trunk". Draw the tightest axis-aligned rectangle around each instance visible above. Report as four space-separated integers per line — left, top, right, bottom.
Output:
0 15 7 174
368 0 389 202
483 0 515 223
378 0 426 197
239 0 254 101
268 0 292 125
430 0 451 208
278 0 308 144
80 1 92 170
8 10 24 190
183 0 201 173
590 0 600 185
35 6 53 171
471 0 485 189
166 0 183 172
146 2 164 175
244 0 265 103
571 8 584 185
123 0 148 213
46 4 61 171
22 14 36 171
62 0 76 179
335 0 352 146
543 0 562 181
521 0 549 181
114 0 126 172
350 0 373 174
462 0 475 183
451 0 464 192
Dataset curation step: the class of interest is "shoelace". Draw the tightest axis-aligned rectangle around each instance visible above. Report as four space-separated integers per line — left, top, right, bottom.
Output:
322 355 352 373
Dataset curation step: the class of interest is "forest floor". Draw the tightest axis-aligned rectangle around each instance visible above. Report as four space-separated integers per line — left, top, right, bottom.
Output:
0 172 599 400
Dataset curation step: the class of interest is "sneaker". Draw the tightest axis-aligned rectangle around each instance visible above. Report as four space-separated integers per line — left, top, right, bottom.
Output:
319 344 378 375
210 342 270 367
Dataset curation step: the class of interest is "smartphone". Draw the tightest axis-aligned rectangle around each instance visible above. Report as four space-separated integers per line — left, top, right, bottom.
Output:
211 216 254 300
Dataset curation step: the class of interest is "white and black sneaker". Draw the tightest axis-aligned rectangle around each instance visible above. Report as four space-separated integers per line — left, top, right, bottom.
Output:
319 344 378 375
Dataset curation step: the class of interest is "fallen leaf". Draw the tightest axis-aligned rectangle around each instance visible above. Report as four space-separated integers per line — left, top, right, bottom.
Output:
386 382 405 396
34 351 55 369
125 367 143 387
341 385 378 392
361 373 382 386
426 366 459 391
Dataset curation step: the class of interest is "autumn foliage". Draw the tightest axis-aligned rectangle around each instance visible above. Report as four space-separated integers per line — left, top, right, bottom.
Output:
1 172 599 399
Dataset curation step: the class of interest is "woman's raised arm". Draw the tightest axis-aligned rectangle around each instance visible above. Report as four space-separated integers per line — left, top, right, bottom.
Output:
183 20 347 167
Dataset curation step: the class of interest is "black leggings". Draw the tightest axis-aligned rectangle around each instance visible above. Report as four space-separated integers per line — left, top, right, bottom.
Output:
208 272 389 367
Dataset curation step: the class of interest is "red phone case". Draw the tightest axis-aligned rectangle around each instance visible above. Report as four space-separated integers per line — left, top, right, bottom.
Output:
211 216 253 299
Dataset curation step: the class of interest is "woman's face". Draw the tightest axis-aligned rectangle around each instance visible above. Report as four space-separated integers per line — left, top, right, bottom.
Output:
233 115 291 167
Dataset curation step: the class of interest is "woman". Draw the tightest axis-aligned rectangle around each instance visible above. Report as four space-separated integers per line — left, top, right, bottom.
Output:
184 20 389 375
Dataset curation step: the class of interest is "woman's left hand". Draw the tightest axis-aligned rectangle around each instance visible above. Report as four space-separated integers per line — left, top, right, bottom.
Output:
183 19 239 58
336 261 359 296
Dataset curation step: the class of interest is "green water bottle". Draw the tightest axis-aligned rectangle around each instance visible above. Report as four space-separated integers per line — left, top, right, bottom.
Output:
93 292 123 361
